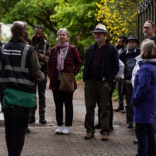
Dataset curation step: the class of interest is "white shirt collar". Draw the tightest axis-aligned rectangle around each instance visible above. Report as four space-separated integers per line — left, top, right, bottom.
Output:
126 48 137 54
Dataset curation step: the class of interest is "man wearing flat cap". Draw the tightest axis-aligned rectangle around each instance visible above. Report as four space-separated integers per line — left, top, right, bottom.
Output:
119 35 140 128
83 24 119 141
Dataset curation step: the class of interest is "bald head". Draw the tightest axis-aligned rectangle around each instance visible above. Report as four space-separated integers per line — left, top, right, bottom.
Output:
11 21 28 40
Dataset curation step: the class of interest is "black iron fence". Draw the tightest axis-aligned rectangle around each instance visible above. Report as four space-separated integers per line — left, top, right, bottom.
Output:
138 0 156 42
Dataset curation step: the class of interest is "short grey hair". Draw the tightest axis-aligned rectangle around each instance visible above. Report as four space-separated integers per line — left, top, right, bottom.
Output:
56 28 70 42
141 39 156 59
145 20 156 28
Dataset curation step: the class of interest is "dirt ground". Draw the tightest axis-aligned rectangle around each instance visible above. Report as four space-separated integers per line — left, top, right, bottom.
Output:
0 81 137 156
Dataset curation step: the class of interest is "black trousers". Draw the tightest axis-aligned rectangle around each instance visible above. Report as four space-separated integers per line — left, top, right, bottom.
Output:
135 123 156 156
4 114 28 156
52 81 74 126
117 78 125 107
0 83 4 104
85 80 110 135
0 88 3 104
97 81 116 129
32 74 47 118
125 81 133 124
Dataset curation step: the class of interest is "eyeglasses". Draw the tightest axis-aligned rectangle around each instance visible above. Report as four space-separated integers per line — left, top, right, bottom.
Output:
19 22 27 31
14 24 27 33
143 26 152 29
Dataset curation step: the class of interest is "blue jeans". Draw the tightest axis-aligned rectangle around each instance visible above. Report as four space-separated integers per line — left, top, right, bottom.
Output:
4 114 29 156
135 123 156 156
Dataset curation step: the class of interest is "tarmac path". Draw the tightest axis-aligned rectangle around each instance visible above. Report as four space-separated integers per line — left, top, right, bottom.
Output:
0 81 137 156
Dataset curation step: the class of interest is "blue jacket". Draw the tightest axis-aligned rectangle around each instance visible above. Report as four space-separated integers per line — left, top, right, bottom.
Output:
151 35 156 44
132 61 156 124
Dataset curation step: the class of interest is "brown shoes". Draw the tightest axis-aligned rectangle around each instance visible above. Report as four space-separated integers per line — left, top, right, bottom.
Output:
102 134 109 141
84 133 94 139
84 133 109 141
114 106 124 112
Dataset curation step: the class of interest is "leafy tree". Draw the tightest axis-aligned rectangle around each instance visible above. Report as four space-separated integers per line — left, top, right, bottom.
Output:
0 0 58 33
0 0 100 59
0 0 59 47
96 0 142 44
51 0 99 59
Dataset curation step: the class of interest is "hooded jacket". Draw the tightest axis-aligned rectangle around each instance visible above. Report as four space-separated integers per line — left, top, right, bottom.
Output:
119 48 140 80
131 55 143 88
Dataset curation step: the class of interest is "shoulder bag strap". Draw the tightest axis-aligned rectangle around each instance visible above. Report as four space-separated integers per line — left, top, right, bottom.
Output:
43 40 47 55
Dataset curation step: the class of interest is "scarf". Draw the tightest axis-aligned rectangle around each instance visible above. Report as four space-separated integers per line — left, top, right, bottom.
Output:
57 42 69 71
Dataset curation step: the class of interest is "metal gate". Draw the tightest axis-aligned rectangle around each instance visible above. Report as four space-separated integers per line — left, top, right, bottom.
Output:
138 0 156 42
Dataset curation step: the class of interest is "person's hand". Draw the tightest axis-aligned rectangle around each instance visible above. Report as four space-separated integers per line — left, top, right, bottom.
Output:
115 77 120 82
38 53 44 60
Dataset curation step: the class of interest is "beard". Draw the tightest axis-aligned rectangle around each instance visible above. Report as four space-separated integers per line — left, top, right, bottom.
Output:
35 37 41 41
116 44 123 50
143 33 148 37
95 37 102 42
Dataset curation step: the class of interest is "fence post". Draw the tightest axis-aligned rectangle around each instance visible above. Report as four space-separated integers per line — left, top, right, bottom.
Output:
138 0 154 43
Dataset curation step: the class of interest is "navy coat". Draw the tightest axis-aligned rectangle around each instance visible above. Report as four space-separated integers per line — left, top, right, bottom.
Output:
132 61 156 124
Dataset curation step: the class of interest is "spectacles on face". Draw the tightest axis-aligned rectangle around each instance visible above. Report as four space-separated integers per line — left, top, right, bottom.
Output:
143 26 152 30
20 23 27 31
15 24 27 33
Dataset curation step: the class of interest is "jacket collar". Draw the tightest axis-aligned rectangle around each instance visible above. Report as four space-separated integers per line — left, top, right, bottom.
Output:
126 48 137 54
9 37 27 44
93 39 109 48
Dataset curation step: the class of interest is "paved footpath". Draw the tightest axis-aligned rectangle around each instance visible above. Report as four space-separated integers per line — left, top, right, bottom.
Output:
0 81 137 156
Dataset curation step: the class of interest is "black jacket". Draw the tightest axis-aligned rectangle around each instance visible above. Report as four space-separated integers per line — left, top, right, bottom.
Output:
83 41 119 83
119 48 140 65
119 48 140 79
31 37 50 73
0 39 36 94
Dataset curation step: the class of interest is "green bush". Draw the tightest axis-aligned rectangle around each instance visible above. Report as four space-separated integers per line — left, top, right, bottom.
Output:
75 66 84 82
112 84 125 101
112 86 118 101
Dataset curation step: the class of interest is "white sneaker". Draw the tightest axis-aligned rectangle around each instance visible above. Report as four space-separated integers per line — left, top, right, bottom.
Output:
61 126 71 134
55 126 63 134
